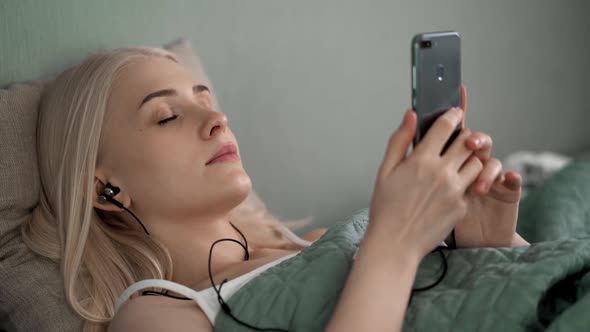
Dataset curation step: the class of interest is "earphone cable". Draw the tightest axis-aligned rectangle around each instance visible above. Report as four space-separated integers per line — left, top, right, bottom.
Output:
411 246 449 292
121 206 150 236
207 237 289 331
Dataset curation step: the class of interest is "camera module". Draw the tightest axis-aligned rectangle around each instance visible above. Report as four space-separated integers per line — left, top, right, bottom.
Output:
420 41 432 49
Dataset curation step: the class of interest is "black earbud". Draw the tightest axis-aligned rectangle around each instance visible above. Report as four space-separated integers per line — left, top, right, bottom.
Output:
98 182 123 208
97 182 150 235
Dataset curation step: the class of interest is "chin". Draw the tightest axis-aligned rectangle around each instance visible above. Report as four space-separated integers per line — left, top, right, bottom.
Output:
225 172 253 208
186 168 252 214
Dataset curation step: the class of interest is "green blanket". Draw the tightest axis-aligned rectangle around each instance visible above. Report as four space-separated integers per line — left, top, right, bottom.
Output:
215 160 590 331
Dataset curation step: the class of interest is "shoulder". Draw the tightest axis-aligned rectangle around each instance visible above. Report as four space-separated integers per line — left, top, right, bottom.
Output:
108 295 212 332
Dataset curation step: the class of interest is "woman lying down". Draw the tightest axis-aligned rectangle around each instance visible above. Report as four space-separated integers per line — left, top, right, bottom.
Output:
22 47 529 332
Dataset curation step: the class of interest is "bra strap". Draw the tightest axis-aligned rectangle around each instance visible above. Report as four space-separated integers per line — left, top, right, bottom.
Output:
115 279 199 313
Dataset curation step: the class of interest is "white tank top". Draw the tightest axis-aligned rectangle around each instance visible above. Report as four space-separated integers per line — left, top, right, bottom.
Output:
115 251 299 324
115 225 313 325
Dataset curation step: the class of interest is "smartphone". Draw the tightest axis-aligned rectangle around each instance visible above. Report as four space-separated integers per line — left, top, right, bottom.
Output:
411 31 462 153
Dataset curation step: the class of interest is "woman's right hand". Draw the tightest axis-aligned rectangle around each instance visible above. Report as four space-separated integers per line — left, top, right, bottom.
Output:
368 107 483 259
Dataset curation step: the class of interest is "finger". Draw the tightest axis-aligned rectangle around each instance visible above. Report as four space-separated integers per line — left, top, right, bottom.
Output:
464 132 493 163
503 171 522 191
487 171 521 203
460 85 467 127
471 158 503 195
458 156 484 192
416 107 463 156
460 85 467 112
378 110 417 178
441 127 473 170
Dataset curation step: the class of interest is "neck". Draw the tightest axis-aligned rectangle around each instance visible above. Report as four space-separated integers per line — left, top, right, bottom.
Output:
148 213 249 287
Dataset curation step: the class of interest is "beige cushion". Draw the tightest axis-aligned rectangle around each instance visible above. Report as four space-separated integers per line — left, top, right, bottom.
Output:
0 81 75 332
0 39 217 332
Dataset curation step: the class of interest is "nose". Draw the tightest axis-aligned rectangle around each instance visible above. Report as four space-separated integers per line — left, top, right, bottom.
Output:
201 110 228 139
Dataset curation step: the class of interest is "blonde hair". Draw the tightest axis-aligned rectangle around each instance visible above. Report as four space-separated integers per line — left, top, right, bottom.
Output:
21 47 312 331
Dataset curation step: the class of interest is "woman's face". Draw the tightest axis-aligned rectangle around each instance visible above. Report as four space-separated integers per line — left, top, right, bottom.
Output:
95 55 252 225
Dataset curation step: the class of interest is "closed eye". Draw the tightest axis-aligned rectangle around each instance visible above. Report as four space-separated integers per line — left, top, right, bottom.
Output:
195 85 209 93
157 115 178 125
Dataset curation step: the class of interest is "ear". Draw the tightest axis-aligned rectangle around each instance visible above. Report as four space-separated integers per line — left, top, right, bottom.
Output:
93 170 131 212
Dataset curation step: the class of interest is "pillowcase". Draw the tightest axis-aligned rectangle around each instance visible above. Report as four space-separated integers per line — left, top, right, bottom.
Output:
0 38 222 332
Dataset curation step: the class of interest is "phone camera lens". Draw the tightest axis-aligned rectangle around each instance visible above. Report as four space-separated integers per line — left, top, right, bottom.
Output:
420 41 432 49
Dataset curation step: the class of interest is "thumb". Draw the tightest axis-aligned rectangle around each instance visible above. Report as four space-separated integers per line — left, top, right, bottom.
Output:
378 110 416 178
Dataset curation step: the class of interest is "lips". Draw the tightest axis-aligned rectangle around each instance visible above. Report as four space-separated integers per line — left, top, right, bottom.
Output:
206 143 238 165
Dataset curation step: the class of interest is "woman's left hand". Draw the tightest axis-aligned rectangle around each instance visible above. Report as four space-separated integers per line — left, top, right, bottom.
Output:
449 86 526 248
455 164 523 248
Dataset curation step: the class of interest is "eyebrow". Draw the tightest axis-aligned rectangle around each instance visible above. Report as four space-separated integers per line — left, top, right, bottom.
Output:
139 85 208 109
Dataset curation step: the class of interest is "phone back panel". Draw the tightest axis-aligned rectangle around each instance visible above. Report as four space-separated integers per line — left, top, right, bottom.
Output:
412 31 461 147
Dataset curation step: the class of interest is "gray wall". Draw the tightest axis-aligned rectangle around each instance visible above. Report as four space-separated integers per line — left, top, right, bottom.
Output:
1 0 589 230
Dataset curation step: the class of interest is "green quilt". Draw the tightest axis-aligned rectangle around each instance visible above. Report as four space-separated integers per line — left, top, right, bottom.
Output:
215 160 590 331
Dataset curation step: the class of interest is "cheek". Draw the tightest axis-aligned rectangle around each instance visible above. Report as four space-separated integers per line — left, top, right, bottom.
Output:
125 124 213 190
139 135 206 184
128 149 205 208
148 140 198 168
